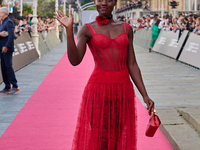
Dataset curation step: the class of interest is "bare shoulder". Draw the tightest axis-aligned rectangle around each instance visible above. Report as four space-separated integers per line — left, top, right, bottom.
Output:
112 21 131 30
77 23 92 41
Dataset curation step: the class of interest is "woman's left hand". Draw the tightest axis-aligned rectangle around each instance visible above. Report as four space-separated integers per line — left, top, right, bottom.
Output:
143 96 154 113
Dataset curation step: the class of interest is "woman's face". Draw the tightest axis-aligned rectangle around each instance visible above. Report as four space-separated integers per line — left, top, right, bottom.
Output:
196 20 200 26
95 0 116 17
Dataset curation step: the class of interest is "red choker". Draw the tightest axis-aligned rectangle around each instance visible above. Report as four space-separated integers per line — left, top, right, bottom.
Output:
96 15 112 26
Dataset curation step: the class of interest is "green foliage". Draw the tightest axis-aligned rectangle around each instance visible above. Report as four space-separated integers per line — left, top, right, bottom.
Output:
66 11 69 17
23 3 33 16
45 12 54 18
37 0 55 18
81 0 94 6
37 10 43 17
86 6 96 10
37 0 67 18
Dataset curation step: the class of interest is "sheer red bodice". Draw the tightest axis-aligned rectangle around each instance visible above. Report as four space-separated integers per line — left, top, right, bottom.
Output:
72 22 137 150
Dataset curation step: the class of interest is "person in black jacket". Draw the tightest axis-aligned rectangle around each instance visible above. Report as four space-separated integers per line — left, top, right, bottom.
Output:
0 7 19 95
184 17 192 32
13 1 20 17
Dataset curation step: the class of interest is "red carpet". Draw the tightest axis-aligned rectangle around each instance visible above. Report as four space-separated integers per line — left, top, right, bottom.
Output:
0 43 173 149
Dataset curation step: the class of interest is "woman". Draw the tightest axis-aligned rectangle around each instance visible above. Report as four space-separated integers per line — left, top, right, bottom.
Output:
54 0 154 149
149 17 161 52
136 18 144 31
194 17 200 35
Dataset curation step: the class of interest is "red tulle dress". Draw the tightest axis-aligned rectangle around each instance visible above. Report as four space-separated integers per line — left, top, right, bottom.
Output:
72 22 137 150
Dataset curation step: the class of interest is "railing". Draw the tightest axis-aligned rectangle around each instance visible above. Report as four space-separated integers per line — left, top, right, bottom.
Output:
134 29 200 69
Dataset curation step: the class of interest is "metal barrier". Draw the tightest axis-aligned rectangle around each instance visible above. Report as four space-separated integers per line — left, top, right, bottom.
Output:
0 30 62 83
152 30 189 60
38 32 50 56
178 33 200 68
43 30 60 51
134 29 152 50
134 28 200 69
0 32 39 83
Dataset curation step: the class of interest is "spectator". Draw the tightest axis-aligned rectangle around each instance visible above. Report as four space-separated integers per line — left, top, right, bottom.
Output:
144 1 150 11
194 17 200 35
172 17 179 32
126 17 131 24
117 16 122 21
188 14 195 31
13 1 20 17
149 17 161 52
28 17 33 26
122 16 126 22
141 16 147 28
163 14 170 31
136 18 143 31
145 15 151 29
184 17 192 32
149 15 154 27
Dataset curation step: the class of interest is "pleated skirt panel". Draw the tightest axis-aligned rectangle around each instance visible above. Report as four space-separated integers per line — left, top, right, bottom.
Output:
71 81 137 150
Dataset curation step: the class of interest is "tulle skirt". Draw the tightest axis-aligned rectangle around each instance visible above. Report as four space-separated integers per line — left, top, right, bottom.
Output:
72 70 137 150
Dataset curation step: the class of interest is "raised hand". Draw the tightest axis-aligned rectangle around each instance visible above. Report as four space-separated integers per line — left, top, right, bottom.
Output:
54 10 73 30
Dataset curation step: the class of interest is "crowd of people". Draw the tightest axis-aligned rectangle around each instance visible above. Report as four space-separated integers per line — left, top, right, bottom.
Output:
117 12 200 52
5 0 59 38
125 12 200 35
8 14 59 38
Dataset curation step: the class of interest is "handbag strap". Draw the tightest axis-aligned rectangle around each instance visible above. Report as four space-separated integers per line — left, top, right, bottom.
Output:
149 108 156 118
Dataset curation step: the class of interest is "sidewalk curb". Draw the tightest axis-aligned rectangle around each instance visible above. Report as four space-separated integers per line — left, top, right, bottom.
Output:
177 109 200 134
159 124 181 150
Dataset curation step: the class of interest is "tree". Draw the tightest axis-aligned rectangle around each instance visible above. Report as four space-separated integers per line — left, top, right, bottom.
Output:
86 6 96 10
81 0 94 6
23 3 33 16
37 0 68 18
37 0 55 18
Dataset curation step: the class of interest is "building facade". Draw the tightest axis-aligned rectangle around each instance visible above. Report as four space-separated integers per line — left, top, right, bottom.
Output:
116 0 200 11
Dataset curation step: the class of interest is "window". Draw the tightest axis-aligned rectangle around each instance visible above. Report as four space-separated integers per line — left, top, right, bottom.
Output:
185 0 189 11
197 0 200 10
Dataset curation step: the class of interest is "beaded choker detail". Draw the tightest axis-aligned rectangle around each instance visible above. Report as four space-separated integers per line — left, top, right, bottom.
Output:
96 15 113 26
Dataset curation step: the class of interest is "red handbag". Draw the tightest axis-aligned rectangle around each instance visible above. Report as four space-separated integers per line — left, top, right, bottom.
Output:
145 109 161 137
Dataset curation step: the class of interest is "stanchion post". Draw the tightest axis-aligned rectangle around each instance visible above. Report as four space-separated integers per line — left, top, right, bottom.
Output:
63 0 66 15
69 0 72 13
32 0 40 57
20 0 23 16
55 0 59 39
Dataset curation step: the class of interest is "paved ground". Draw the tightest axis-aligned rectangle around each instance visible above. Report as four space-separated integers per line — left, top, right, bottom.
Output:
0 41 67 137
0 40 200 149
134 46 200 108
133 45 200 150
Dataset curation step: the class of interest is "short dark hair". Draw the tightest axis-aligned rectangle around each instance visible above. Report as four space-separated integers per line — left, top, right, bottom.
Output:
15 15 22 20
155 19 161 26
184 17 188 21
194 14 198 19
154 14 158 17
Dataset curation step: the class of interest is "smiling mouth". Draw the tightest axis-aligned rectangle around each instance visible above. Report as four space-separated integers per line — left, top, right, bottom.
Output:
101 7 108 10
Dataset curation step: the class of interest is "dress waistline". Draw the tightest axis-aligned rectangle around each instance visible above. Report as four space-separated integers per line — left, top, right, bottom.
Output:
87 69 131 84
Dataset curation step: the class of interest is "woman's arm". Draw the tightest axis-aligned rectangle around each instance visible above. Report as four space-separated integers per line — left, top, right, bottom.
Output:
127 25 154 112
54 10 89 66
